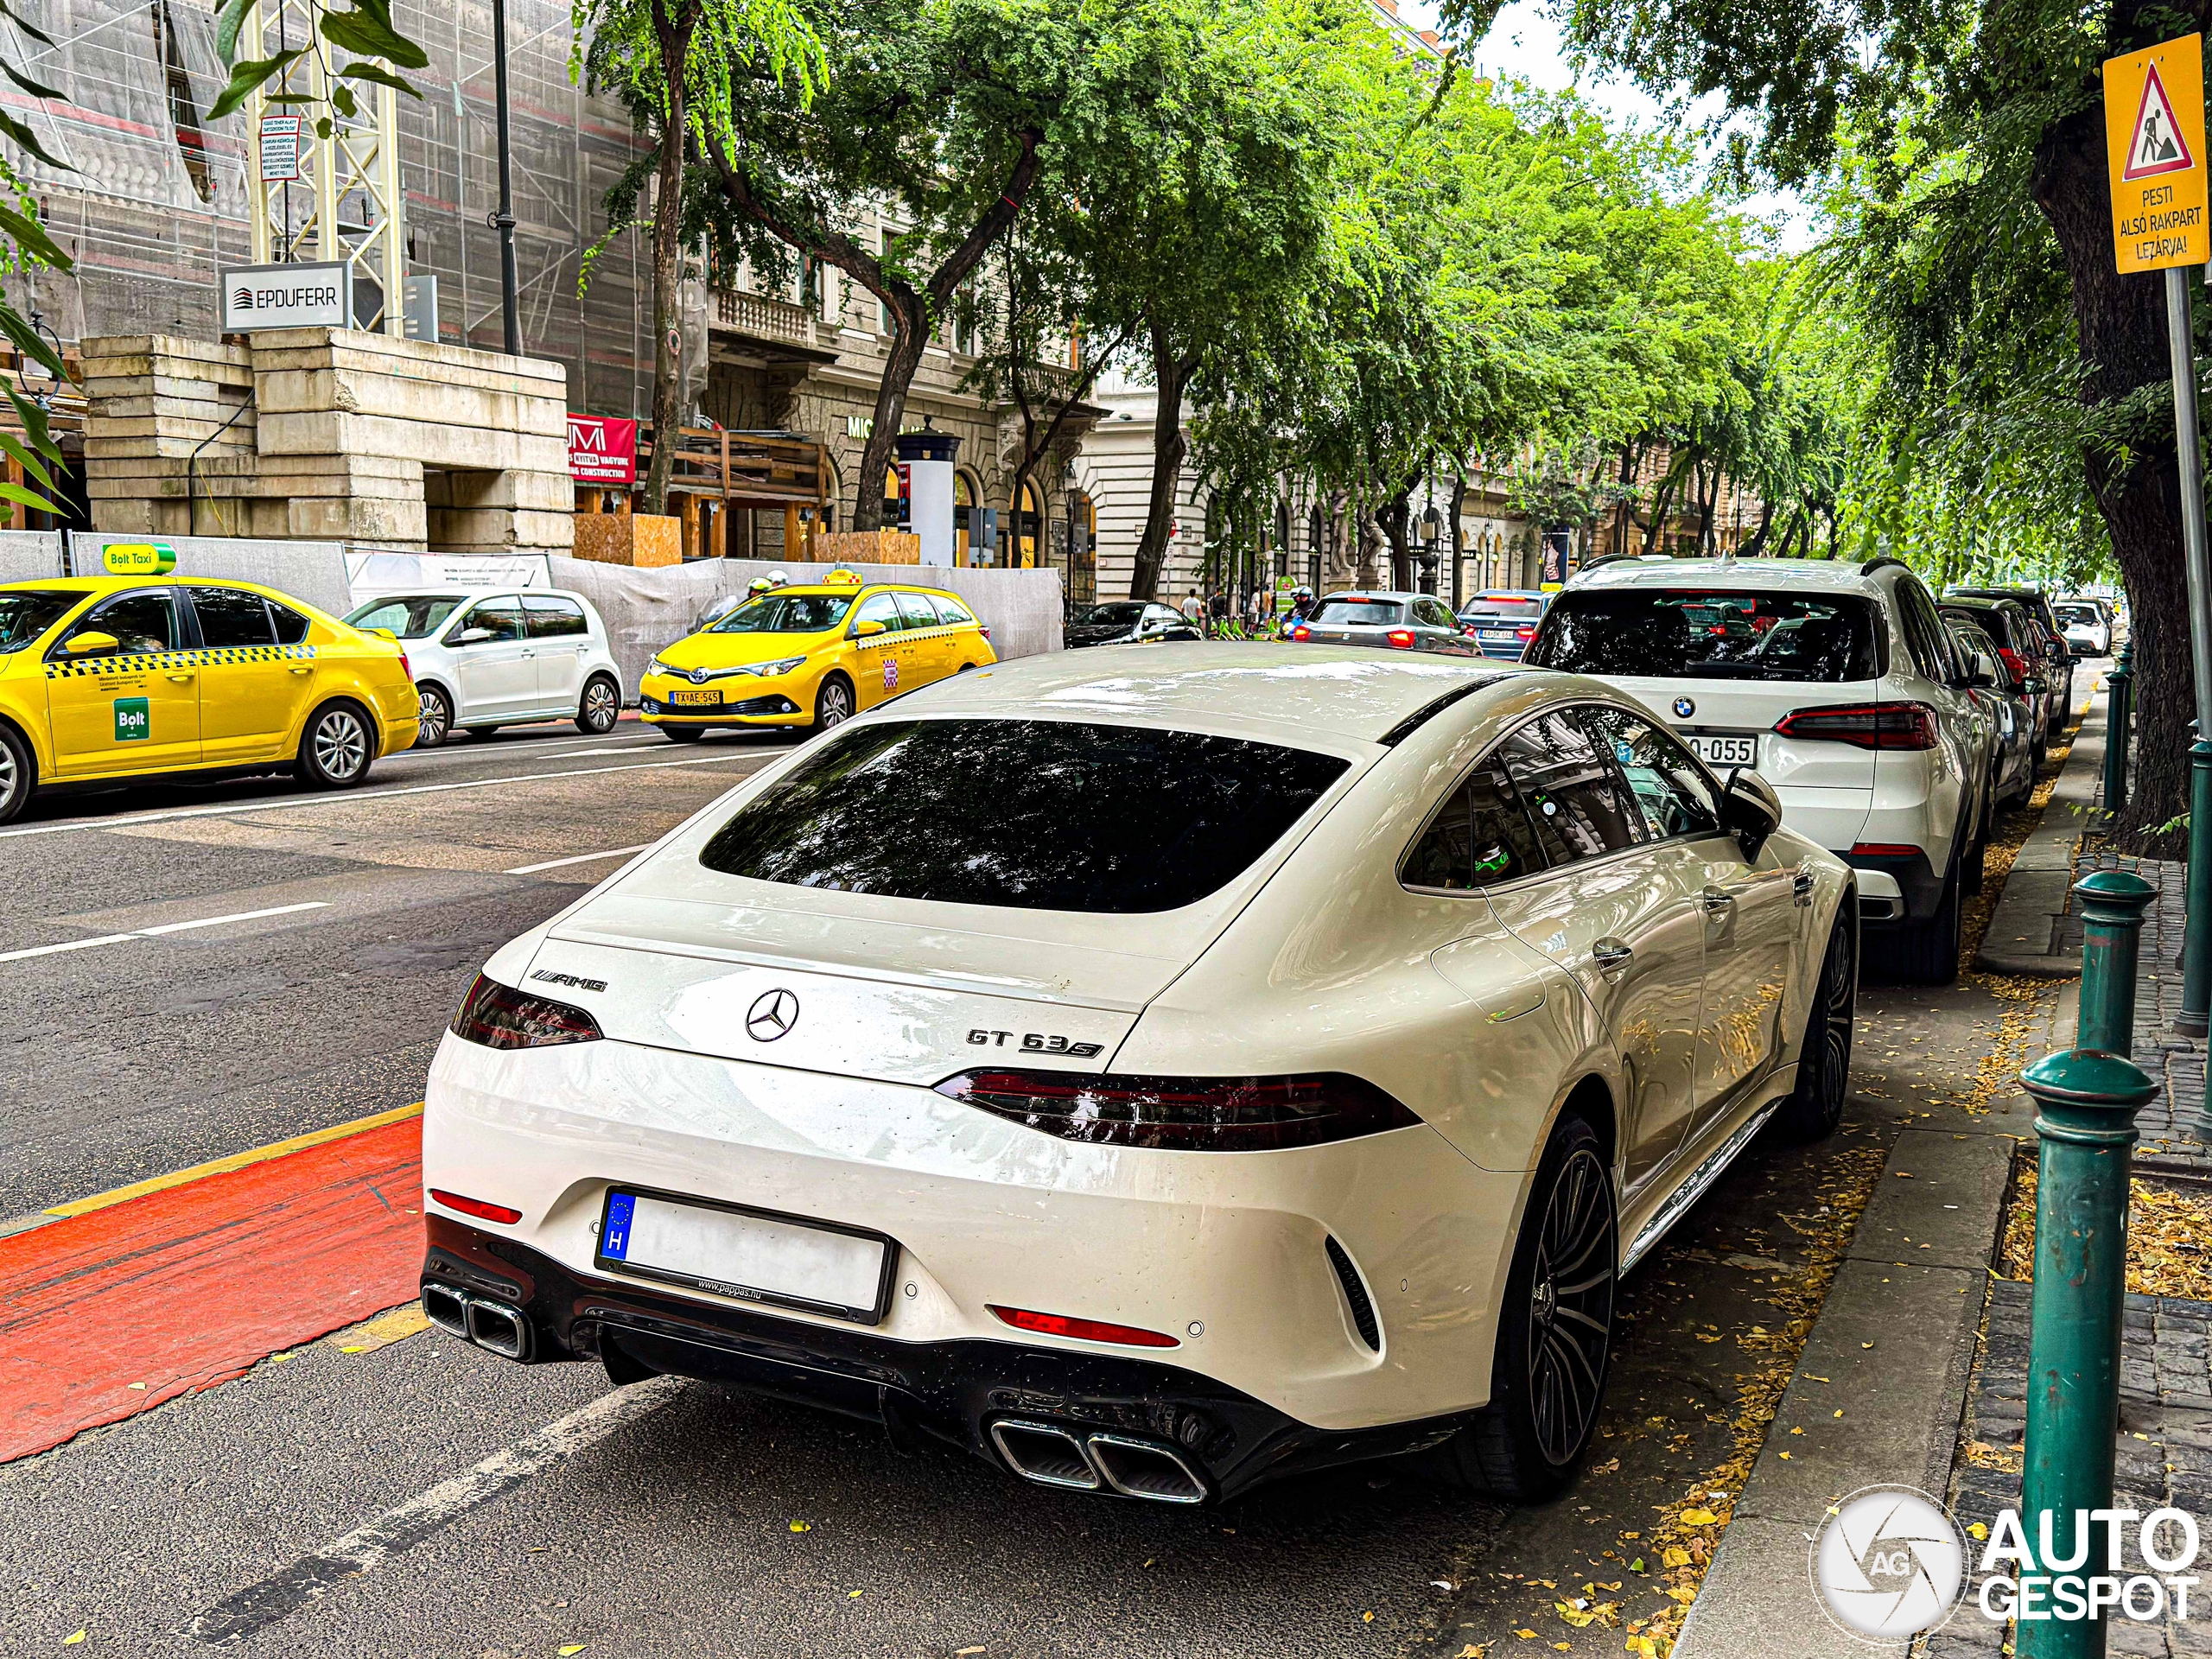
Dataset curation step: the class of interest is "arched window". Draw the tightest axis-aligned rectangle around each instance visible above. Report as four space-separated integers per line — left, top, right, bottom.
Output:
1066 491 1096 604
1010 477 1042 569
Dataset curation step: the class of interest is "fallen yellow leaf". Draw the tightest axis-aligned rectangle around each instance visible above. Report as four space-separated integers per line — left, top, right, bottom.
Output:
1662 1547 1690 1567
62 1636 85 1649
848 1590 863 1599
1515 1630 1539 1640
558 1649 587 1657
789 1521 810 1533
1679 1508 1718 1527
1363 1612 1375 1623
1968 1522 1989 1540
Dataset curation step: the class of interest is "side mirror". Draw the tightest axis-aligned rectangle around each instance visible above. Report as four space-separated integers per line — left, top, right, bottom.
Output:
62 630 118 655
2023 677 2044 696
854 619 887 638
453 626 494 645
1719 767 1783 860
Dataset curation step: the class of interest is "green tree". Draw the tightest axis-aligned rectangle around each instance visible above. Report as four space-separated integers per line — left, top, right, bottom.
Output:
577 0 821 516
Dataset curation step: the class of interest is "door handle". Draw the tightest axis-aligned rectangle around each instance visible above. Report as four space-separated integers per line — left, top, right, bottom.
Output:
1592 938 1633 970
165 672 194 683
289 665 312 676
1701 886 1736 914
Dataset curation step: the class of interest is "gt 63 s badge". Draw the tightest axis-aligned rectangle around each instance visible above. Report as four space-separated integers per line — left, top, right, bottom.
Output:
968 1029 1104 1057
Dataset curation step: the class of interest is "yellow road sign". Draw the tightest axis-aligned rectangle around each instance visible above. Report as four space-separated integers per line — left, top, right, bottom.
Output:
2106 35 2209 272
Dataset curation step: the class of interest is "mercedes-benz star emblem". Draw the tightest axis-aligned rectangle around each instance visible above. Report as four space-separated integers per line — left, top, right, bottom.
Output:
746 988 799 1040
1673 696 1696 719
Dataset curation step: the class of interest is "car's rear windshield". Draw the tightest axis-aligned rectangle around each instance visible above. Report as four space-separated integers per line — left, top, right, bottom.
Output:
0 588 79 652
343 594 465 639
2056 603 2101 626
1076 602 1146 626
710 592 855 634
1463 595 1542 618
1313 599 1406 626
1528 589 1881 683
698 719 1351 912
1940 604 2016 648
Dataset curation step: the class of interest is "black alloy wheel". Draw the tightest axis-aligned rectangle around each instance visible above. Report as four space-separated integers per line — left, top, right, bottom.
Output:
575 675 620 735
415 683 451 748
1446 1114 1616 1499
1775 917 1855 1141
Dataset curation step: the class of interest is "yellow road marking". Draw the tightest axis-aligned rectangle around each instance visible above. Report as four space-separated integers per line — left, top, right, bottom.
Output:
42 1101 424 1219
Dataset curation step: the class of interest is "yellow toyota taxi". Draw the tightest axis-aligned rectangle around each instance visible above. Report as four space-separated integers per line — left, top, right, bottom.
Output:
639 570 997 739
0 567 419 824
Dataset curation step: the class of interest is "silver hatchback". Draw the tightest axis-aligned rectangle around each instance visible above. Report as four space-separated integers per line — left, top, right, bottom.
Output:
1287 590 1478 656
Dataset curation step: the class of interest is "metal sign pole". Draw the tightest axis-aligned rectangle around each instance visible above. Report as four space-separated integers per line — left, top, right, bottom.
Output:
491 0 521 357
2170 265 2212 1035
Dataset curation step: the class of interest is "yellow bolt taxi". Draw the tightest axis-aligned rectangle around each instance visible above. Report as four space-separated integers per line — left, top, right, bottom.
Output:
639 570 998 739
0 563 418 824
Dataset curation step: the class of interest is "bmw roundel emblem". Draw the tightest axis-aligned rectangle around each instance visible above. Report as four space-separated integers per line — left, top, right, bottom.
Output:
1673 696 1696 719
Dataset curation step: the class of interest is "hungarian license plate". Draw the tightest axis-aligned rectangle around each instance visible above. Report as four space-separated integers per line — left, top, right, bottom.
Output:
595 1188 895 1324
669 688 720 707
1480 628 1518 641
1690 734 1759 768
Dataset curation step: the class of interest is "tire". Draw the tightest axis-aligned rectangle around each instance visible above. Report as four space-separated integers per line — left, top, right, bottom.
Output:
1444 1113 1616 1501
813 673 855 732
659 723 705 744
575 674 620 735
414 683 451 749
0 722 32 825
1773 916 1855 1141
1887 852 1961 985
296 700 375 790
1962 823 1987 897
465 726 499 741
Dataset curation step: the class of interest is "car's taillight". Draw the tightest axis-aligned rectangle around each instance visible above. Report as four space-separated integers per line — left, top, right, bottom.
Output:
980 625 992 641
398 651 410 680
933 1069 1421 1151
1515 626 1535 641
1291 624 1311 640
1995 646 2029 687
1772 702 1938 751
988 1305 1179 1348
449 972 602 1049
429 1188 523 1224
1386 628 1415 649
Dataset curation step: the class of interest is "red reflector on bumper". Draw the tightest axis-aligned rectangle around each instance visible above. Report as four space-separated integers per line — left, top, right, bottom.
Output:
429 1188 523 1225
988 1305 1180 1348
1850 843 1924 859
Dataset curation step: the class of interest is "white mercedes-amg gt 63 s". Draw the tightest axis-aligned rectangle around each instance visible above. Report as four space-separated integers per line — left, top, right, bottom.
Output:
420 645 1857 1504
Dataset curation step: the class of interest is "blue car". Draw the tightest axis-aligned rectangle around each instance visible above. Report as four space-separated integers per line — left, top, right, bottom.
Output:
1456 589 1552 660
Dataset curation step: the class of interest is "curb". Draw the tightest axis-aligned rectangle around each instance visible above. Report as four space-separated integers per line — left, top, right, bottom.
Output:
1972 678 2107 978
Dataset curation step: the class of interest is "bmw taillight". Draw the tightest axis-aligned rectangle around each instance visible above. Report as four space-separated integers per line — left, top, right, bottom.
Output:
1386 628 1415 649
450 972 602 1049
1515 626 1535 641
1773 702 1938 751
933 1070 1421 1151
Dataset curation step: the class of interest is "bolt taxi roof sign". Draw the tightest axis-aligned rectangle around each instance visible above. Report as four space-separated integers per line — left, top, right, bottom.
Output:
100 543 175 576
2105 35 2209 272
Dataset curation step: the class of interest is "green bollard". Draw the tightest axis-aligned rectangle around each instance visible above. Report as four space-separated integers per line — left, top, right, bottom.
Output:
2017 870 2160 1659
2102 645 2133 815
2180 738 2212 1037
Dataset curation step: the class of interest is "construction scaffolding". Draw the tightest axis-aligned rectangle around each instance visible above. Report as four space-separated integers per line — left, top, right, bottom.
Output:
0 0 652 415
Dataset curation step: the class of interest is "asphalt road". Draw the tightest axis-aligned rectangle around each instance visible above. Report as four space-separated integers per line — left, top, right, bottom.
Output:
0 702 2075 1657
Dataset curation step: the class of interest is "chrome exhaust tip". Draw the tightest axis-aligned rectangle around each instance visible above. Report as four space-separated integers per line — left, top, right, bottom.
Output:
1086 1433 1208 1503
464 1297 532 1362
421 1281 470 1340
989 1419 1101 1491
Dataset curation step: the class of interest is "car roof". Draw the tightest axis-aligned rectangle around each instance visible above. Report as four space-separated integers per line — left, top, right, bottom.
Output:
0 575 295 597
887 642 1521 745
350 588 592 605
1318 589 1427 603
1564 556 1885 594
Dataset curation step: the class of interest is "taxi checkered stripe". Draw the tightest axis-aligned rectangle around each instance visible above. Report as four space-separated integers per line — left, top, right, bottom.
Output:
44 644 317 678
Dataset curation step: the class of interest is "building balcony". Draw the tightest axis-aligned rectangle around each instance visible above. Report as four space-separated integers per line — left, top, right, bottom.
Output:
710 287 821 351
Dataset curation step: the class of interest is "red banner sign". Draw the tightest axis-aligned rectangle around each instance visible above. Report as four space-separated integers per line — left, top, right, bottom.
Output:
567 415 637 485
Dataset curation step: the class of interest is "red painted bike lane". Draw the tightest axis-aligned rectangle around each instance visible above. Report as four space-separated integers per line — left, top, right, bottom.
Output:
0 1116 425 1464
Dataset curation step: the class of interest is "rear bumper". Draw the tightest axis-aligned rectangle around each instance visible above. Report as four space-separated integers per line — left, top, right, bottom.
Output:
420 1218 1470 1502
1842 846 1942 925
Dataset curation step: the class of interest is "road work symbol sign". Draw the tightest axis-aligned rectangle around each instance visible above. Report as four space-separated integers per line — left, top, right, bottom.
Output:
2105 35 2208 272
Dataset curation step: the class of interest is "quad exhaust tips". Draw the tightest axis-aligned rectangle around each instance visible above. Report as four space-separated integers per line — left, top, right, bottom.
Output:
988 1417 1207 1503
422 1281 532 1362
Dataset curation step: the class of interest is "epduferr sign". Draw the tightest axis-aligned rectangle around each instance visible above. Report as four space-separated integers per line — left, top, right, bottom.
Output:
219 262 351 333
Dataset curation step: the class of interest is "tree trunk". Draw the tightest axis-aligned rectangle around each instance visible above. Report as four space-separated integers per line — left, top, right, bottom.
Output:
641 0 696 518
1378 487 1411 588
1129 317 1191 601
2032 80 2195 854
1448 472 1468 607
850 291 928 533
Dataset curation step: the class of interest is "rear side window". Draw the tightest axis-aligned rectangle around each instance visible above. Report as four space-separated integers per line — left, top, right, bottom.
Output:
188 587 276 648
931 594 976 626
524 596 588 638
1313 599 1407 626
1402 755 1544 891
1497 709 1643 862
268 601 310 645
1529 588 1881 683
699 719 1350 912
893 592 938 631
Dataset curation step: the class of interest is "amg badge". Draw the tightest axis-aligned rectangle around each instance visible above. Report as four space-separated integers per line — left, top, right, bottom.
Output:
530 969 607 993
967 1029 1106 1058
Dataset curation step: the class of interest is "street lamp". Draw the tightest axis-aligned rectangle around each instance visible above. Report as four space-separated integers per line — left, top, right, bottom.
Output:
1418 502 1443 596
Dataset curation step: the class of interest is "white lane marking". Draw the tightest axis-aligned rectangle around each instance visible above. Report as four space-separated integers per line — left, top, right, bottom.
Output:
0 752 766 842
0 900 331 963
183 1376 687 1643
505 843 650 874
544 746 652 759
